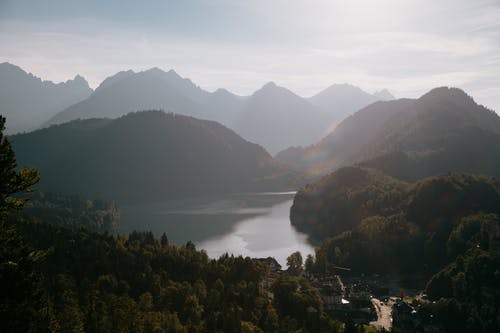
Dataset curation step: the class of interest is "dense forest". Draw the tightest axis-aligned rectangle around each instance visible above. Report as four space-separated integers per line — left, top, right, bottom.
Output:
0 115 345 332
23 192 120 233
359 125 500 182
2 81 500 333
2 1 500 331
292 166 500 273
422 248 500 332
292 166 500 332
2 219 345 333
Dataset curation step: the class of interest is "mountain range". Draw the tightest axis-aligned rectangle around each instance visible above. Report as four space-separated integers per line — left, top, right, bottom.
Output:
308 83 393 123
0 62 92 134
45 67 393 153
3 63 391 153
10 110 301 203
276 87 500 180
4 61 499 185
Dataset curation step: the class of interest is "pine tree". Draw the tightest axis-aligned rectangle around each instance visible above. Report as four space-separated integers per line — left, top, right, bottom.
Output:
0 115 39 214
161 232 169 246
0 115 45 332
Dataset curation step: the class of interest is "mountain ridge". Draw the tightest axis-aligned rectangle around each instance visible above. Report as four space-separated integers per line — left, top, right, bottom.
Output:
276 86 500 179
11 110 301 203
39 65 392 153
0 62 92 134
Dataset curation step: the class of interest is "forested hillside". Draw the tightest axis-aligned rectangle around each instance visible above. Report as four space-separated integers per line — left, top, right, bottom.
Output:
23 192 119 233
3 218 345 333
277 87 500 179
294 166 500 332
292 166 500 274
0 114 342 332
11 111 301 203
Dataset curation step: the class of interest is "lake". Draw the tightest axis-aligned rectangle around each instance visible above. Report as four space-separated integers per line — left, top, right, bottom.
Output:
118 192 315 267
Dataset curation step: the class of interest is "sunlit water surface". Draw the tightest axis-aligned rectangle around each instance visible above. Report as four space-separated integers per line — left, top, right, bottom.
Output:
119 192 314 266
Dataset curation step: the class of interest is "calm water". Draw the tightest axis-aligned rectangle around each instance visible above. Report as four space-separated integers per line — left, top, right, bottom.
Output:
119 192 315 267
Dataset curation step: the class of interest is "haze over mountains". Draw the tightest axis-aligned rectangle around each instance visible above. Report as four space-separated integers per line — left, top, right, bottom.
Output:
308 83 393 123
0 62 92 134
5 61 500 190
11 111 300 203
45 67 393 153
234 82 328 154
4 63 500 333
4 61 499 185
276 87 500 180
0 63 388 154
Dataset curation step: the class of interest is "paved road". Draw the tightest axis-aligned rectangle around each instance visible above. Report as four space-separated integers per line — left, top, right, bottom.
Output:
370 298 392 331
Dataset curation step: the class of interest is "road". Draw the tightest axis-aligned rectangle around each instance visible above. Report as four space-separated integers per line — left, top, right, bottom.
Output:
370 298 392 332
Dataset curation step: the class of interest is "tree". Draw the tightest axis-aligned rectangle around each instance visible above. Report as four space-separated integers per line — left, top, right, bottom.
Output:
0 115 39 214
161 232 169 246
52 274 85 332
272 275 324 326
0 115 45 332
305 254 315 273
0 223 48 332
286 251 303 275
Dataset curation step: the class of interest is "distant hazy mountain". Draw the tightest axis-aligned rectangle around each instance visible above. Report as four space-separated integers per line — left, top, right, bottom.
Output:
0 62 92 134
230 82 392 153
308 83 393 124
231 82 327 153
46 67 250 138
277 87 500 179
373 89 395 101
45 67 391 154
46 68 205 126
11 111 300 203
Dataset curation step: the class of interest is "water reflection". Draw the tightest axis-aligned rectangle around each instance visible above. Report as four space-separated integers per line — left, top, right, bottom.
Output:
197 199 315 267
119 193 315 267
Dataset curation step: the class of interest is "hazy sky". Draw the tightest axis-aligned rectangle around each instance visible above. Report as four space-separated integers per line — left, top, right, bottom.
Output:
1 0 499 110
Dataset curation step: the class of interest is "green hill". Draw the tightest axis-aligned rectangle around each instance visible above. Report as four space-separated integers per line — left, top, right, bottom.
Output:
291 166 500 274
11 111 300 203
277 87 500 180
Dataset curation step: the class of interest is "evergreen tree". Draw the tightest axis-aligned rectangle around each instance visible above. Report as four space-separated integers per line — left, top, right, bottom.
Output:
286 251 303 275
0 115 39 214
161 232 169 246
0 115 45 332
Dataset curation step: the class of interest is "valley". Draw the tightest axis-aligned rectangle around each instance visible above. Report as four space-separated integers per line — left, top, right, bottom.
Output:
2 55 500 332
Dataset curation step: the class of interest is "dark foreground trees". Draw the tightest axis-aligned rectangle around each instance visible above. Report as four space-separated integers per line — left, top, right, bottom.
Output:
0 115 341 332
3 219 347 333
0 114 45 331
297 167 500 332
0 115 39 213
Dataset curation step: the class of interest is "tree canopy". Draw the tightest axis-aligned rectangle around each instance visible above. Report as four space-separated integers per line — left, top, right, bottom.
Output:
0 115 39 214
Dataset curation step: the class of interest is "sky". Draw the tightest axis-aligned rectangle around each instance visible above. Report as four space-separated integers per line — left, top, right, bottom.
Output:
1 0 500 110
